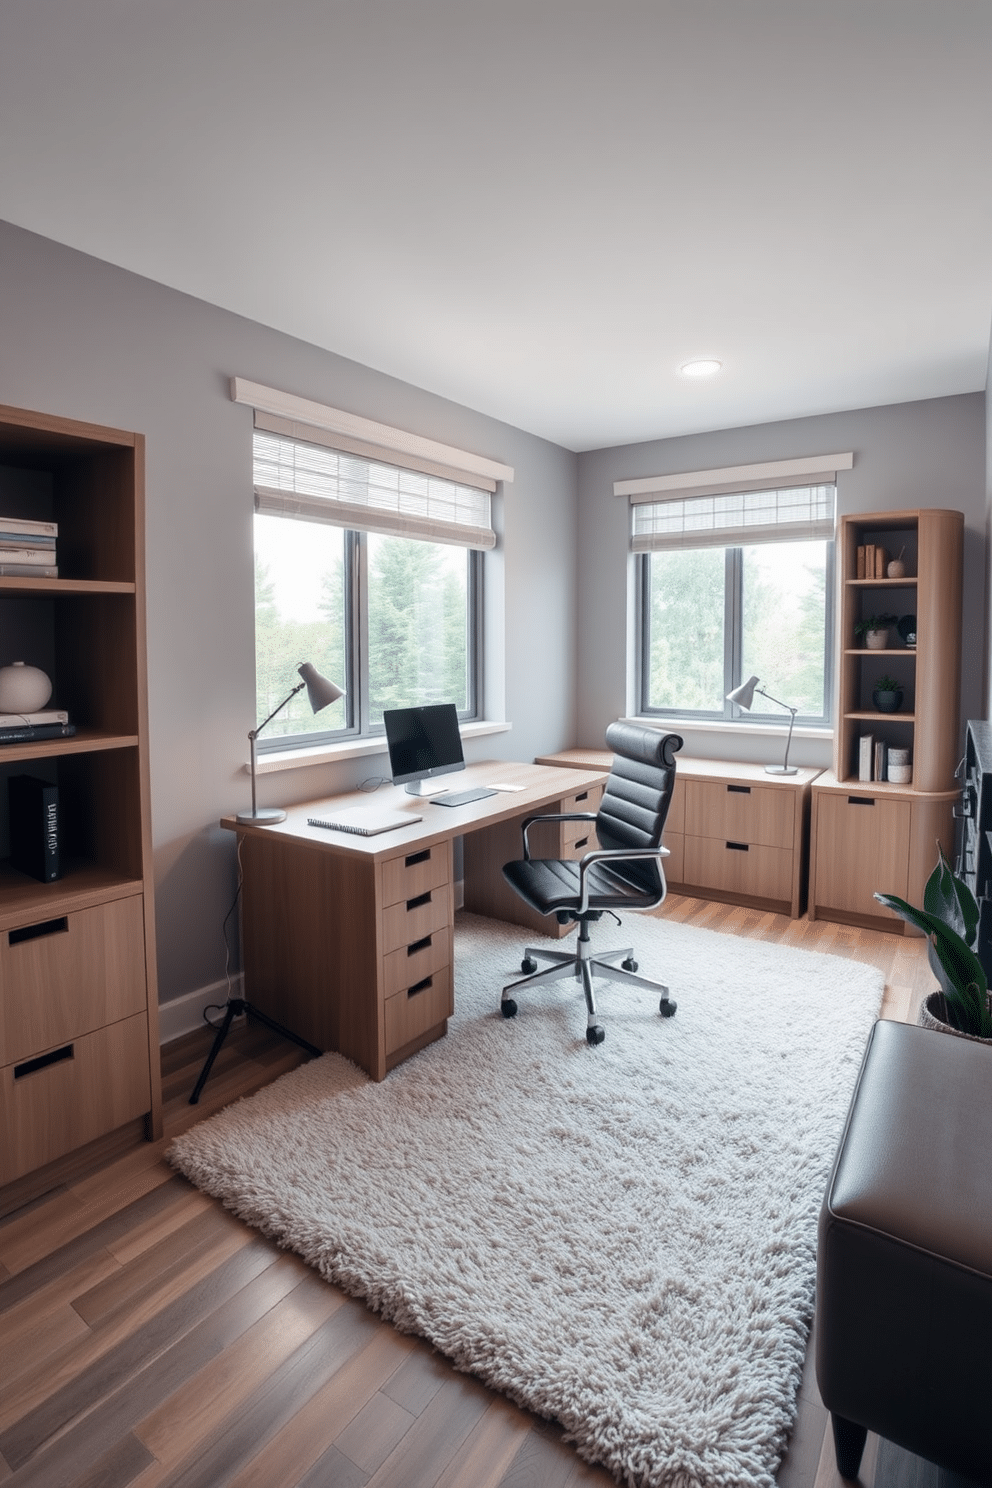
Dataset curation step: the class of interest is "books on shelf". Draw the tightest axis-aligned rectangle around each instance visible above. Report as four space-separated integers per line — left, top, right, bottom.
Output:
0 563 59 577
0 710 69 727
0 516 59 577
0 516 57 539
858 734 874 782
0 546 59 565
8 774 61 882
874 740 887 782
0 722 77 745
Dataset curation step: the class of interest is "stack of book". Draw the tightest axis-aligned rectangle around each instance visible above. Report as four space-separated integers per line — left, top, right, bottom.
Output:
0 710 76 745
0 515 58 577
857 734 890 782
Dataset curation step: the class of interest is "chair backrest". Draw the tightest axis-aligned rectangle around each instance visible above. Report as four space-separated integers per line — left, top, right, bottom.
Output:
595 723 683 892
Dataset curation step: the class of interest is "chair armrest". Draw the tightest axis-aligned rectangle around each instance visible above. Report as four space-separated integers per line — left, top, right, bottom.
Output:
574 845 669 915
520 811 598 859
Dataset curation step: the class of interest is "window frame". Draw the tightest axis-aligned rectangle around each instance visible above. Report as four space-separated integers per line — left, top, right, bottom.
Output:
634 537 835 726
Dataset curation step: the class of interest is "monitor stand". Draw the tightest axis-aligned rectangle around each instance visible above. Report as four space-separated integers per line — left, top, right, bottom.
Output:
404 780 451 797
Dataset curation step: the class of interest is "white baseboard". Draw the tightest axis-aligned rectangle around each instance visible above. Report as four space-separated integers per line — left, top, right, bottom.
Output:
158 975 245 1045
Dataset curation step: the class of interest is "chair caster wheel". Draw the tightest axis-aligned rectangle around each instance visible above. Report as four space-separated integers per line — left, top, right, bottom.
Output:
586 1024 605 1045
501 998 518 1019
521 957 538 974
622 957 638 972
660 998 677 1017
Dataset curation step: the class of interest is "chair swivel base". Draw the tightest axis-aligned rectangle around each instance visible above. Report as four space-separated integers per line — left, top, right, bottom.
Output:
500 933 676 1045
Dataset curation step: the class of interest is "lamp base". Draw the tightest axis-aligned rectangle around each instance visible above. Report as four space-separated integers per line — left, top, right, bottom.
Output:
236 806 287 824
764 764 798 775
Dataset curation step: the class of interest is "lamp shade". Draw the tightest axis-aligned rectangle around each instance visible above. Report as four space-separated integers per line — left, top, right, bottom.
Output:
298 662 344 713
726 674 759 709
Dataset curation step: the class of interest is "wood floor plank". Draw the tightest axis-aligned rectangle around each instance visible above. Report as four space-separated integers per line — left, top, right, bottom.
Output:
134 1263 342 1467
498 1418 588 1488
380 1339 452 1416
224 1309 417 1488
106 1189 215 1268
431 1395 534 1488
363 1372 493 1488
1 1249 122 1371
69 1432 157 1488
2 1300 92 1388
333 1388 418 1474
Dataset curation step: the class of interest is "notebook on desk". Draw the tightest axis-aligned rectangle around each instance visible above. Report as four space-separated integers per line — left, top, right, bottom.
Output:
307 806 422 837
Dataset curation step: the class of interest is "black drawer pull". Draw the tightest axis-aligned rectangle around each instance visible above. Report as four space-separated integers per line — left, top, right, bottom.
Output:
574 837 589 851
727 784 751 794
10 916 69 946
405 849 431 867
726 841 749 852
408 976 433 997
15 1044 74 1079
406 891 432 911
408 935 432 956
575 790 589 802
848 795 875 806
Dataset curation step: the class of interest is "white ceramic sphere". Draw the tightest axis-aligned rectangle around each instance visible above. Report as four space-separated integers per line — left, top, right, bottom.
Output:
887 559 906 578
0 661 52 712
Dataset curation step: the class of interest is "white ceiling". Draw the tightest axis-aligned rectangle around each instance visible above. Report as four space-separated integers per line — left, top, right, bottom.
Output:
0 0 990 452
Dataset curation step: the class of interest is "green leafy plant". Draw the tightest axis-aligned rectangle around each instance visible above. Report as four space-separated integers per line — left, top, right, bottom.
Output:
854 613 897 639
875 846 992 1038
873 675 901 692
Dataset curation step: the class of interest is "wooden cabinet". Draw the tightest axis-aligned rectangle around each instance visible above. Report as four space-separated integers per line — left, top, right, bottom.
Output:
810 508 963 934
0 405 160 1188
536 751 819 918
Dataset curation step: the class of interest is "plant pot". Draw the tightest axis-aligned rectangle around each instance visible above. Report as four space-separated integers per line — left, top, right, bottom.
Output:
872 688 903 712
864 628 889 650
918 990 992 1046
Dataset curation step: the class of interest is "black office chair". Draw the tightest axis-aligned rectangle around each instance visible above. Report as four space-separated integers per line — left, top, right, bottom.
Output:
500 723 683 1044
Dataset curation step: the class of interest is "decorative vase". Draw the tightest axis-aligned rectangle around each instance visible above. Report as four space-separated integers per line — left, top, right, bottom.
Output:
918 990 992 1047
872 688 903 713
864 628 889 650
887 547 907 579
0 661 52 713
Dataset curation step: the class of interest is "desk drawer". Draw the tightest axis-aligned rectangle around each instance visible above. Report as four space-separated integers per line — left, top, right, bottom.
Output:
0 895 147 1067
383 926 452 999
0 1012 151 1185
683 835 793 902
561 783 603 816
381 842 451 908
382 883 453 955
563 819 598 858
384 962 453 1054
686 780 795 850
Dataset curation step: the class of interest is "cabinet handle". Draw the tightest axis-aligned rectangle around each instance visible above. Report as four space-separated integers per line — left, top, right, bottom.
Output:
727 784 751 794
9 916 69 946
847 796 875 806
406 891 432 911
574 837 589 851
408 976 433 998
726 841 749 852
575 790 589 802
15 1044 74 1079
407 935 432 956
405 849 431 867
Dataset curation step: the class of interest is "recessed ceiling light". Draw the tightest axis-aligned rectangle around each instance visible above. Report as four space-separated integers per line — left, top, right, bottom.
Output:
679 359 723 378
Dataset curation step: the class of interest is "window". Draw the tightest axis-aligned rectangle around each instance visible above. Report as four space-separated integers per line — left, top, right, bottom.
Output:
251 426 492 748
624 470 843 726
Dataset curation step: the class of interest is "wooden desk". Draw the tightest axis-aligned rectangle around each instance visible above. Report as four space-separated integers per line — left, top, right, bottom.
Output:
222 760 609 1081
537 749 822 918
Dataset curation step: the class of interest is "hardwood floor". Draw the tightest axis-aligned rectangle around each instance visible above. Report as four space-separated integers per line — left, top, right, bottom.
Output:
0 898 937 1488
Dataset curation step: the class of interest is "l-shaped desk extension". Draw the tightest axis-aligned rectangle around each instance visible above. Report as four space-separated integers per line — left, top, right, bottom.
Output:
222 759 609 1080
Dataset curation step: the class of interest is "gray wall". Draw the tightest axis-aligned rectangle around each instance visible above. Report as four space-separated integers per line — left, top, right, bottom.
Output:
0 219 579 1006
577 395 987 766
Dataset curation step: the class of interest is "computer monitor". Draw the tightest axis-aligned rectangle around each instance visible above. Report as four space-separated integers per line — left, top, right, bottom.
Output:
383 703 466 796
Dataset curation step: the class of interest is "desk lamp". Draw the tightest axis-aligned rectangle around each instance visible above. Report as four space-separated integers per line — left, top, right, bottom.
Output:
238 662 344 825
726 675 798 775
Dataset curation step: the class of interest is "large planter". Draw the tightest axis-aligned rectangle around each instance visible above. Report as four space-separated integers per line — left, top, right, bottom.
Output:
918 990 992 1046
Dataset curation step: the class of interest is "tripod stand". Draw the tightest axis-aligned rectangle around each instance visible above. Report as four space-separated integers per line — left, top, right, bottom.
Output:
189 998 321 1105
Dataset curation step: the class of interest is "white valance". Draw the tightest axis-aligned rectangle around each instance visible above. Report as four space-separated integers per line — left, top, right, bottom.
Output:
615 451 853 504
630 482 837 552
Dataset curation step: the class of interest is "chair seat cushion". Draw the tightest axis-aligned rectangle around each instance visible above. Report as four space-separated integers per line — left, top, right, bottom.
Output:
502 857 659 916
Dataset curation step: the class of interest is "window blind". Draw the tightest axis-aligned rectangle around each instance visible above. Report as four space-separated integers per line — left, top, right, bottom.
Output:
630 482 836 552
253 429 497 550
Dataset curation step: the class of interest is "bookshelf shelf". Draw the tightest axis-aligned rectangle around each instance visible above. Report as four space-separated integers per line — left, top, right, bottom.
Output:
0 402 160 1193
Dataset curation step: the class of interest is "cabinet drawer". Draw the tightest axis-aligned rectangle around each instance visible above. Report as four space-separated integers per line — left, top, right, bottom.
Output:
381 842 451 908
686 780 795 849
384 962 453 1055
0 895 147 1067
563 818 598 856
683 835 793 902
661 831 684 884
666 780 686 836
561 783 603 816
382 882 453 955
0 1012 151 1185
383 926 453 999
813 792 912 915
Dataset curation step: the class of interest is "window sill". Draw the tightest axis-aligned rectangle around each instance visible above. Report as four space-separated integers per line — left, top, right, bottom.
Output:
621 715 833 741
251 719 513 775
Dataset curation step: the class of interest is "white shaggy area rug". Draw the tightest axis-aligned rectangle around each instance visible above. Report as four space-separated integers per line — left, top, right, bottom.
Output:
169 911 884 1488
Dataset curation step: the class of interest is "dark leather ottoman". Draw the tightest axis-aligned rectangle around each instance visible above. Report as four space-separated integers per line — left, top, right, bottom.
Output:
816 1018 992 1484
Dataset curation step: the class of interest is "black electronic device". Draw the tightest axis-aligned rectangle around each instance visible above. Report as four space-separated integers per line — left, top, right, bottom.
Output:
383 702 467 797
8 773 60 882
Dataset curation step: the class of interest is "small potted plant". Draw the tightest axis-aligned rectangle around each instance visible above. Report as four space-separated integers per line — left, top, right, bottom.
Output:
875 847 992 1042
871 675 903 712
854 613 897 650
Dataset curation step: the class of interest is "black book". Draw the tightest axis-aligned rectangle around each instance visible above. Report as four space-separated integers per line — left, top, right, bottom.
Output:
0 722 76 745
8 774 60 882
